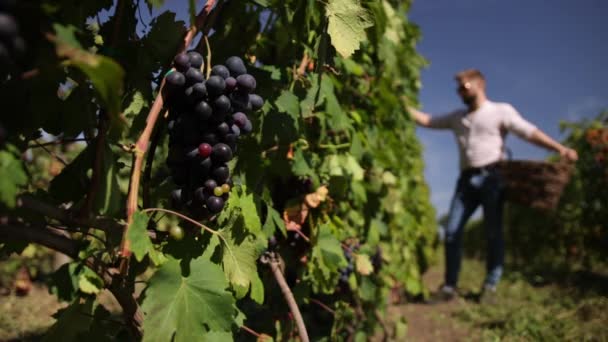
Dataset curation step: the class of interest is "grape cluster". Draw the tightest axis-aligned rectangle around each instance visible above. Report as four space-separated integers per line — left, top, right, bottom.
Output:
163 52 263 218
339 246 356 283
0 0 25 69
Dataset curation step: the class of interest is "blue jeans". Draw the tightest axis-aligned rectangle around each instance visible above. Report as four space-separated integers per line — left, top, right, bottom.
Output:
444 167 505 287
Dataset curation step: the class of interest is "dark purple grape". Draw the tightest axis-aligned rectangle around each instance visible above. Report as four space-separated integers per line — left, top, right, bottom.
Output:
194 101 212 121
216 122 230 137
212 165 230 184
165 71 186 91
205 75 226 97
185 83 207 102
230 124 241 137
211 65 230 79
203 179 217 194
236 74 256 93
194 187 207 204
249 94 264 111
186 147 200 160
223 134 238 151
182 117 200 145
211 143 233 163
230 92 251 112
232 112 248 129
0 14 18 39
170 189 183 208
206 196 225 213
197 157 213 176
225 56 247 76
201 132 219 145
213 95 231 115
242 119 253 134
185 67 204 85
225 77 237 92
187 51 204 69
173 53 191 72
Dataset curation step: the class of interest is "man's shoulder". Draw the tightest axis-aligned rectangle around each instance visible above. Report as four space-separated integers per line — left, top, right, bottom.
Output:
484 101 518 116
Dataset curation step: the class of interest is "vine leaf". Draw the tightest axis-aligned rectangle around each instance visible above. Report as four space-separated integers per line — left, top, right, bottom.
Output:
218 185 262 235
52 23 126 140
0 145 27 208
275 90 300 123
354 253 373 275
325 0 373 58
126 211 154 262
306 222 348 293
141 257 237 342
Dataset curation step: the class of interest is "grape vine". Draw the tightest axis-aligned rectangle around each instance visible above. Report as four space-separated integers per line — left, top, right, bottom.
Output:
0 0 436 341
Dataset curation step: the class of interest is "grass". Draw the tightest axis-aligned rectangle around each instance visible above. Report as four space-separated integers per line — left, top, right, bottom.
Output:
452 256 608 341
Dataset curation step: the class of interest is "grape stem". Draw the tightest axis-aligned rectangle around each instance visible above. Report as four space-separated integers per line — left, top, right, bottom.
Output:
119 0 219 275
264 252 310 342
204 35 212 78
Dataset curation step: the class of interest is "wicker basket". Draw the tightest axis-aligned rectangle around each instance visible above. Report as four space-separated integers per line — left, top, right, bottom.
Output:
495 159 574 211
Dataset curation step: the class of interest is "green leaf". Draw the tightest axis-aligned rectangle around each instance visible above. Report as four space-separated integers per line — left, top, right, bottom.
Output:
52 24 126 139
44 299 96 342
306 222 347 293
0 146 27 208
49 144 92 204
249 273 265 304
354 253 373 275
143 12 187 70
292 148 315 177
48 262 80 302
93 143 122 216
217 226 262 296
127 211 153 262
262 205 287 237
78 267 104 295
188 0 197 28
250 0 269 7
142 257 237 342
325 0 373 58
344 155 364 181
146 0 165 9
219 185 262 235
275 90 301 123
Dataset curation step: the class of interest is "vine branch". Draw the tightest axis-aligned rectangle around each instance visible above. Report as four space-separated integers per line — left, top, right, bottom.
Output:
119 0 219 274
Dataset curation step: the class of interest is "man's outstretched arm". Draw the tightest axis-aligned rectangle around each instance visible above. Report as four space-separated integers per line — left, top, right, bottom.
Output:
408 107 433 127
528 129 579 162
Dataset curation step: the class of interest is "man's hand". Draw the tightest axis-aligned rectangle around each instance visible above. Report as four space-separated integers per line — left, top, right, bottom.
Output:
559 146 578 162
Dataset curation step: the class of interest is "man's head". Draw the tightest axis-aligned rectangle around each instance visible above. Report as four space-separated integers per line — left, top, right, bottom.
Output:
455 69 486 107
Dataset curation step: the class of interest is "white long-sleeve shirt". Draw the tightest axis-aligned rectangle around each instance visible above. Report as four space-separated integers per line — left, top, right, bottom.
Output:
428 100 537 170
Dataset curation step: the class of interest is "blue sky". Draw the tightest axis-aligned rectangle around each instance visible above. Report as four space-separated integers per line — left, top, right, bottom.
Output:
408 0 608 216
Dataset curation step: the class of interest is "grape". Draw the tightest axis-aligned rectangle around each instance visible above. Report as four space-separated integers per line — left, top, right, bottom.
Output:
211 143 233 163
268 235 277 248
223 134 238 151
205 75 226 97
213 95 232 115
170 189 183 208
212 165 230 183
206 196 225 213
0 13 17 39
198 143 212 158
232 112 248 129
201 132 219 145
173 53 191 72
187 51 204 69
211 65 230 79
230 92 251 112
225 56 247 76
193 100 212 121
165 71 186 90
242 119 253 134
213 186 224 197
167 145 186 165
236 74 256 93
186 147 200 160
225 77 237 92
204 179 218 194
171 168 188 186
249 94 264 111
186 83 207 101
221 183 231 193
185 67 205 85
230 124 241 137
216 122 230 136
169 226 185 240
182 119 200 145
197 157 213 176
194 187 207 203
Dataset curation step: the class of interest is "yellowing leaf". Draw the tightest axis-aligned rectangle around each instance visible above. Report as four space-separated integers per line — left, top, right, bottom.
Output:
325 0 373 58
355 253 374 276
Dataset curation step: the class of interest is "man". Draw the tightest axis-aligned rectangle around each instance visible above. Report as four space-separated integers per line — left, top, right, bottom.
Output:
409 69 578 303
